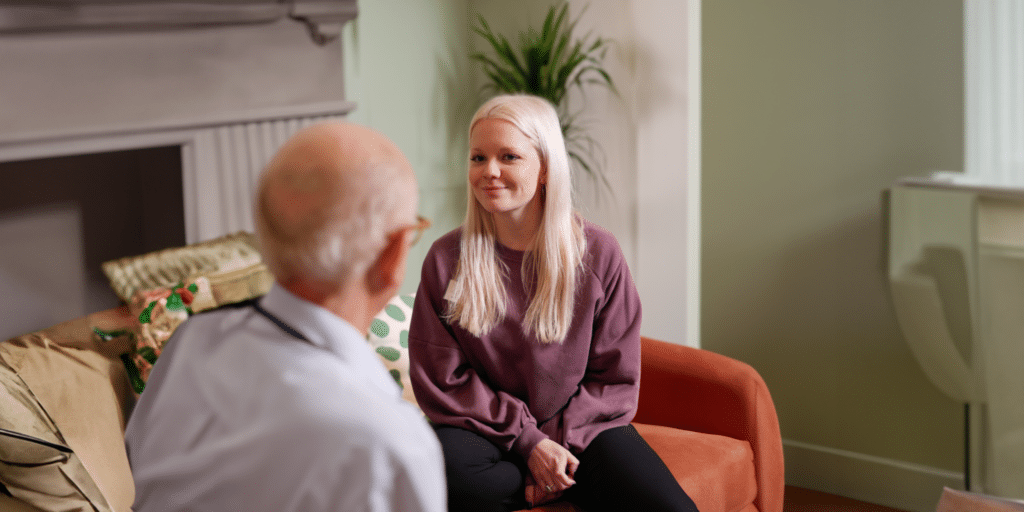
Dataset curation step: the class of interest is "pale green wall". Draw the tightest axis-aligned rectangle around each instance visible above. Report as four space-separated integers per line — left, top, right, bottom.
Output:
343 0 475 294
702 0 965 471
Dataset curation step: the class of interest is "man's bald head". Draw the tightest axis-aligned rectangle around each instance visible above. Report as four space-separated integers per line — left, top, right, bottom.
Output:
255 122 417 291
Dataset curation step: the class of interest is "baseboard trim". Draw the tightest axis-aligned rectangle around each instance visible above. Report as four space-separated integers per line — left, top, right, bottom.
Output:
784 439 964 512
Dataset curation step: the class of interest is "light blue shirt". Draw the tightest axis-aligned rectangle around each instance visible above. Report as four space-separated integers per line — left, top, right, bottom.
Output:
125 284 445 512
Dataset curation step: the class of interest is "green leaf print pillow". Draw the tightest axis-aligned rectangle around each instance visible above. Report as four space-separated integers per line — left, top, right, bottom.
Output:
367 293 418 409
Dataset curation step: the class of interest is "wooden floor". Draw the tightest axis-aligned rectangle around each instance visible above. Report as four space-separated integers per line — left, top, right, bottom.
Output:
784 486 911 512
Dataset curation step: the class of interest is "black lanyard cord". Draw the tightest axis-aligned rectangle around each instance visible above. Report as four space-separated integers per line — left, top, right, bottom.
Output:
251 302 312 344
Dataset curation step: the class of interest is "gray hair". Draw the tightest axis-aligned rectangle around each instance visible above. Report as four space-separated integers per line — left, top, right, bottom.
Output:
255 147 412 289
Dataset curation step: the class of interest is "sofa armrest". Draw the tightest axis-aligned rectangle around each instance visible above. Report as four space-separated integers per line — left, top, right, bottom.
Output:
634 337 784 512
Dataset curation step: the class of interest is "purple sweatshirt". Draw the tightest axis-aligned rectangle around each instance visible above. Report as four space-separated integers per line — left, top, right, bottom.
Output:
408 220 642 460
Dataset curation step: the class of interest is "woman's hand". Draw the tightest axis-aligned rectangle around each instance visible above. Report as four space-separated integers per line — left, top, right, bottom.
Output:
527 439 579 501
524 480 563 507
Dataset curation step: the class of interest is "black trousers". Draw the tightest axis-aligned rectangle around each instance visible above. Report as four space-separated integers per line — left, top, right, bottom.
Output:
435 424 699 512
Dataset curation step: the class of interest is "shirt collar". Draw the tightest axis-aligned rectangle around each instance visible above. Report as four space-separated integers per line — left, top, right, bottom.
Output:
255 283 400 399
257 283 365 358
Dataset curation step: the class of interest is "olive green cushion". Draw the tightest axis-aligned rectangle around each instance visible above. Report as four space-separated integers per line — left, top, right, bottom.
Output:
101 231 271 304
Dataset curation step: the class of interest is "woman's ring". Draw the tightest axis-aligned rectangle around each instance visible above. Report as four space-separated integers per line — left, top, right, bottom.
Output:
545 485 553 492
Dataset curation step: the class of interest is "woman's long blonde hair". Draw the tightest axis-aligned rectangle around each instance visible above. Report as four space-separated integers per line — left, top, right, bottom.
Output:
444 94 586 344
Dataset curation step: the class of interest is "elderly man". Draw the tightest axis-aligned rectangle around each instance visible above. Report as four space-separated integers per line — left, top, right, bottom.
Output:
125 123 445 512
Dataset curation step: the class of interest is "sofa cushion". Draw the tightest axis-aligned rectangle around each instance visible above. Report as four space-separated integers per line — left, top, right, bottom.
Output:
0 306 136 512
366 293 418 407
1 351 113 512
521 423 757 512
104 235 415 397
634 423 756 512
0 494 47 512
124 277 216 392
101 231 270 303
104 232 273 393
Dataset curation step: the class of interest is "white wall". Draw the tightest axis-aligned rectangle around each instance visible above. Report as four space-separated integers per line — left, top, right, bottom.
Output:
569 0 701 347
629 0 700 348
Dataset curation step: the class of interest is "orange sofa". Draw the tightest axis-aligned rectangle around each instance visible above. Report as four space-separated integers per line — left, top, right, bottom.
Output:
1 307 782 512
523 337 785 512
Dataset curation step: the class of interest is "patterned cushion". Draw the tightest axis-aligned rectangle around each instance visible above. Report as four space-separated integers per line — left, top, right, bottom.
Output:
120 278 218 393
101 232 271 304
102 234 273 394
104 229 418 403
367 293 418 408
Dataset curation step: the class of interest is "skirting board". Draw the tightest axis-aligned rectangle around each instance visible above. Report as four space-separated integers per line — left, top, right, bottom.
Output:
784 439 964 512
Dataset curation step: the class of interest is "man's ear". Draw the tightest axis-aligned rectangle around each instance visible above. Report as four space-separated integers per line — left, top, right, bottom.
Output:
367 230 409 295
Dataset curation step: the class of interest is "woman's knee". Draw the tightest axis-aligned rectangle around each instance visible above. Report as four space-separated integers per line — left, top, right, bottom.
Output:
572 425 698 512
434 426 525 511
435 426 504 468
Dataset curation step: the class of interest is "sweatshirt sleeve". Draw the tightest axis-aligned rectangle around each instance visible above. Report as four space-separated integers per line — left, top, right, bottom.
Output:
561 237 642 454
408 241 547 460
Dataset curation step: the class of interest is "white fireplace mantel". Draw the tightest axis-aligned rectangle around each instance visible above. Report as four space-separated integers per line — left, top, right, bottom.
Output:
0 0 356 243
0 1 357 45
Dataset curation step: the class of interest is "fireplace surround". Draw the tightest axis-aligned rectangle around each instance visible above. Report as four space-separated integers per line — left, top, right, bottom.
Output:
0 0 357 338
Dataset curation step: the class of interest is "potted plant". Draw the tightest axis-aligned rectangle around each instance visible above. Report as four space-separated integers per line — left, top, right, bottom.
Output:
472 3 616 194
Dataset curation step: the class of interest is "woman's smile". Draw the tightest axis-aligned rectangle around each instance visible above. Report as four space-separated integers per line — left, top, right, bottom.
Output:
468 118 546 221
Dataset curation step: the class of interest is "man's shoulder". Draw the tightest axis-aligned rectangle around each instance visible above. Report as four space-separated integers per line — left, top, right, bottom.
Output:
276 394 444 512
272 354 427 433
278 380 440 461
178 301 257 338
160 298 440 459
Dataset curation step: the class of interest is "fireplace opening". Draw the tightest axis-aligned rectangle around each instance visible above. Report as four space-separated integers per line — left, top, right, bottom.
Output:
0 146 185 340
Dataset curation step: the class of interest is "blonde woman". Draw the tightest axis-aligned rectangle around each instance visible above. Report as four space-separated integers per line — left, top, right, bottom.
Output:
409 95 698 512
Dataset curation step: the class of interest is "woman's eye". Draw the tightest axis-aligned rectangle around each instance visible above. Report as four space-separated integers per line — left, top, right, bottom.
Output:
470 154 485 163
502 153 520 162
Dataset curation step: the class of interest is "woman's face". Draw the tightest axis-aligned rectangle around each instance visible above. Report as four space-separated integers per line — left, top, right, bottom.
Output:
469 118 546 222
